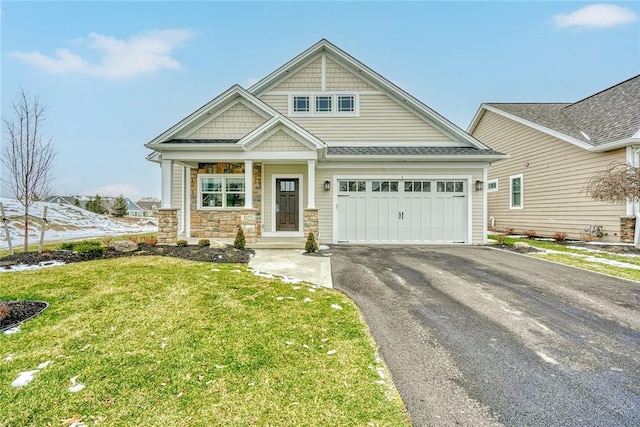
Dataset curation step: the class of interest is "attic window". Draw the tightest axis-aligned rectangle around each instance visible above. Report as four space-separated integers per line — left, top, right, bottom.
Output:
290 93 358 117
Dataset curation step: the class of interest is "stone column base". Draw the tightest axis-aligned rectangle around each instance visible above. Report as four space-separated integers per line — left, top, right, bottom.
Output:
158 209 178 244
620 216 635 243
304 209 319 239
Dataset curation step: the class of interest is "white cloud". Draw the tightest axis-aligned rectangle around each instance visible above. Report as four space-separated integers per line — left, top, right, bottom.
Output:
11 30 195 79
553 4 638 29
84 184 142 200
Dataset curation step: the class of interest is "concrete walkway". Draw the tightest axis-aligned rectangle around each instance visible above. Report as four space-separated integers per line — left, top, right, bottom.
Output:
248 249 333 288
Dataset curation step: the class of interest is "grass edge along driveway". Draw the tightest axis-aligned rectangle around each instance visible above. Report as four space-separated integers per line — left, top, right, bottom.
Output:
491 236 640 282
0 256 410 427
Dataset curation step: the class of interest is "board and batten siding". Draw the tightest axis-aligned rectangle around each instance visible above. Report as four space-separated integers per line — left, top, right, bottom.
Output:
313 165 486 244
183 102 266 139
472 110 626 241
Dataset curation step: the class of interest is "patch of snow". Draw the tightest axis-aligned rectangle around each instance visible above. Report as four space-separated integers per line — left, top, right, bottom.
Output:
330 304 343 310
11 370 39 387
69 422 88 427
253 271 275 279
0 197 157 249
376 367 386 379
543 248 640 270
211 268 220 272
536 351 559 365
1 260 66 273
292 286 301 290
285 341 294 346
303 297 313 303
327 350 336 356
37 360 52 369
230 269 242 273
4 325 21 335
68 376 85 393
303 344 309 349
307 288 316 293
281 276 300 284
4 354 14 361
276 297 284 301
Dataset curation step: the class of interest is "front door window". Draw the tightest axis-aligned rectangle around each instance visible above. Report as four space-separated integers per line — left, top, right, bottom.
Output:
276 178 299 231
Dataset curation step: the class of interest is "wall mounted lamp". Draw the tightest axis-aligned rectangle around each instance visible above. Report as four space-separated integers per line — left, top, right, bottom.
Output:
475 180 484 191
324 180 331 191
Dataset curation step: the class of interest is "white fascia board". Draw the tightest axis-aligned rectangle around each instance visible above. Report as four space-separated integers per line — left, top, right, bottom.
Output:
467 106 486 134
634 129 640 139
144 143 241 152
481 104 593 150
239 118 324 151
318 161 489 169
589 137 640 152
323 154 508 162
161 151 317 161
146 151 162 163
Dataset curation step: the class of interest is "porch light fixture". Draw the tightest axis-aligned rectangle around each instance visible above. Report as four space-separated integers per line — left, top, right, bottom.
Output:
324 180 331 191
475 180 484 191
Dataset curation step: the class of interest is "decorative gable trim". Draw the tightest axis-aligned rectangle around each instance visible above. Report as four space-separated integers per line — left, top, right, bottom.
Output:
249 39 488 150
239 117 324 152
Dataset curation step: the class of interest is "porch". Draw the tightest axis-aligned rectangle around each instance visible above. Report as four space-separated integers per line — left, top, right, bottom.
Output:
180 236 307 249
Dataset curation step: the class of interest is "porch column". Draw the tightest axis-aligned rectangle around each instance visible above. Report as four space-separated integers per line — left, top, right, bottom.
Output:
160 159 174 208
307 160 316 209
244 160 253 209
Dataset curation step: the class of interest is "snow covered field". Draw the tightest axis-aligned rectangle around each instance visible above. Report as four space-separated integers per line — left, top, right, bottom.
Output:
0 197 157 249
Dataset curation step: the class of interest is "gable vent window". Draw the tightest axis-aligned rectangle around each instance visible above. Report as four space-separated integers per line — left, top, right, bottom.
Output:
290 94 358 117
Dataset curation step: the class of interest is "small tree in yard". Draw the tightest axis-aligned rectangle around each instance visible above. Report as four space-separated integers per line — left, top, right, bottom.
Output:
1 87 56 251
112 195 128 217
586 161 640 246
234 225 246 250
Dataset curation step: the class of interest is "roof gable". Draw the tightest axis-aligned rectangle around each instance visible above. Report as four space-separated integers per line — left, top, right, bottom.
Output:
249 39 489 150
239 117 324 151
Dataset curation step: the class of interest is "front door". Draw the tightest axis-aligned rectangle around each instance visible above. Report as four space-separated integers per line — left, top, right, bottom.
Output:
276 178 299 231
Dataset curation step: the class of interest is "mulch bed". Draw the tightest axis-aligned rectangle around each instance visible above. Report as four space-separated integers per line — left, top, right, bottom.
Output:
1 243 254 332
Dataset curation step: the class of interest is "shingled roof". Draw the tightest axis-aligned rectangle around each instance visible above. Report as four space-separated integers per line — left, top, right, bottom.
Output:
327 146 504 157
483 75 640 147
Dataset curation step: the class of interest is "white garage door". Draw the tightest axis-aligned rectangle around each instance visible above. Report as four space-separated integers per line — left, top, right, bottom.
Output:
336 179 468 243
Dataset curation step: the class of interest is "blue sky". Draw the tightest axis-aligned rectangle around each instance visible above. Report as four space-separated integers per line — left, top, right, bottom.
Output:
2 1 639 200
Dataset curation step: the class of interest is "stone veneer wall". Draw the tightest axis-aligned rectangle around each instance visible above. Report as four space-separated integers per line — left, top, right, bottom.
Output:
157 209 178 244
620 216 636 243
304 209 319 238
190 162 262 241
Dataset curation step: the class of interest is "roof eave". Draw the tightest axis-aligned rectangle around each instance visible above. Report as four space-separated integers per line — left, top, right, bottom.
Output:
144 143 243 152
589 138 640 153
324 154 509 162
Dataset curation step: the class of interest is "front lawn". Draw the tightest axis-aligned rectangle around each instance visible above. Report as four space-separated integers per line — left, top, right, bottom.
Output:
1 257 409 426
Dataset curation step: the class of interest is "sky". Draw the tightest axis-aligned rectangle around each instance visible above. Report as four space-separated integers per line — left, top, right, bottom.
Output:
1 1 639 200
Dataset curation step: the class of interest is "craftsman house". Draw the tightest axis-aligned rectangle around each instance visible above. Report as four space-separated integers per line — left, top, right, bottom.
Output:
468 75 640 242
145 39 505 245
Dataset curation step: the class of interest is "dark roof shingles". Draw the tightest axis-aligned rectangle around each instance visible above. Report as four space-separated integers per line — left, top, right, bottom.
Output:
327 146 504 156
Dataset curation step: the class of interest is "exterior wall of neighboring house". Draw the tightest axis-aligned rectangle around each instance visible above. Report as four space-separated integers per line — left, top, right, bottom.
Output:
182 101 267 139
472 110 626 241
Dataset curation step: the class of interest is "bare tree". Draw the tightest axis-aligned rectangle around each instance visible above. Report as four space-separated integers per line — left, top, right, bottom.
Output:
1 87 56 251
586 161 640 204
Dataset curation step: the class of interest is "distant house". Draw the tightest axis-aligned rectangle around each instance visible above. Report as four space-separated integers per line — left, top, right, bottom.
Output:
135 200 160 217
44 195 81 207
468 75 640 242
44 195 155 218
145 39 505 245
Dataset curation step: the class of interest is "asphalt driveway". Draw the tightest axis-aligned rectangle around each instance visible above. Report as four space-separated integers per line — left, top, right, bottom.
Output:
330 245 640 427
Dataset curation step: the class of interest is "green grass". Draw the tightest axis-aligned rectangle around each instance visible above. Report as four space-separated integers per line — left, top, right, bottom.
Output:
490 236 640 281
531 253 640 282
0 257 409 426
0 233 157 257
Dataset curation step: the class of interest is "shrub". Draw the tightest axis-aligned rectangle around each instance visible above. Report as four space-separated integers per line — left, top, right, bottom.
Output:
176 239 188 247
495 234 507 245
0 304 9 321
580 231 596 242
523 230 536 239
234 226 246 250
74 242 106 259
305 232 319 253
58 242 75 250
198 239 210 247
554 232 567 242
101 235 114 247
58 240 102 251
503 227 514 235
144 235 158 246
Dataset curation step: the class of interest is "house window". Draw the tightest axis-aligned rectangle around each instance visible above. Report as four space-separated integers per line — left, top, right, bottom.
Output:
487 179 498 193
200 175 245 208
290 94 358 116
293 96 310 113
510 174 523 209
315 96 332 112
338 95 355 112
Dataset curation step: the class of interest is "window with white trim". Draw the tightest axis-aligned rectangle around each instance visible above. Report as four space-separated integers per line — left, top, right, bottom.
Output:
487 179 498 193
510 174 523 209
290 93 358 116
200 175 245 208
293 96 310 113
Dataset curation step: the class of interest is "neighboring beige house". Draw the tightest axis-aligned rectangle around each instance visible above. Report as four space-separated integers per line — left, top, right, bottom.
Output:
468 75 640 242
145 39 505 245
